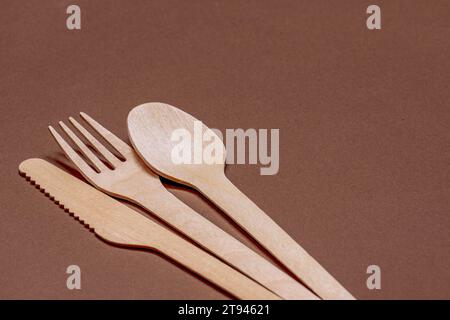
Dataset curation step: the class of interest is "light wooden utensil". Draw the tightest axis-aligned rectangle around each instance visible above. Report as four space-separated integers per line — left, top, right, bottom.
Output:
19 158 280 300
127 102 355 300
48 113 317 300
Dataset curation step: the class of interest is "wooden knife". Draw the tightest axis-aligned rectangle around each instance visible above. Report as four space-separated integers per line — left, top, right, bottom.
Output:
19 158 280 300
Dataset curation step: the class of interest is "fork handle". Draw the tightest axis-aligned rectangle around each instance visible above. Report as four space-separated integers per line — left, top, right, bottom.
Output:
131 181 318 300
195 174 355 300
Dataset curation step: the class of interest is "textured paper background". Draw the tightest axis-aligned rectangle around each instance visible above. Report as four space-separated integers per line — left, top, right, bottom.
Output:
1 1 449 299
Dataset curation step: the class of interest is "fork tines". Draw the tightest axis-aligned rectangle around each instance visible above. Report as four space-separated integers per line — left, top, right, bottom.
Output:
48 113 132 177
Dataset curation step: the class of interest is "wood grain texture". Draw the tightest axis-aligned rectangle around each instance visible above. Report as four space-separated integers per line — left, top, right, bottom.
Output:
128 102 355 300
18 158 280 300
48 113 316 300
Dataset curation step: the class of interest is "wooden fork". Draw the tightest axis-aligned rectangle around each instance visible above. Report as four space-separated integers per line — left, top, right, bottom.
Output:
48 113 318 300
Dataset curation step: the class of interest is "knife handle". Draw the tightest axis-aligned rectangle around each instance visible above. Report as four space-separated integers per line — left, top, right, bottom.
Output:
97 219 280 300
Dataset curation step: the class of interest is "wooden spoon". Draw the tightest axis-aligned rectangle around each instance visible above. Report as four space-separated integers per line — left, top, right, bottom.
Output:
128 102 355 300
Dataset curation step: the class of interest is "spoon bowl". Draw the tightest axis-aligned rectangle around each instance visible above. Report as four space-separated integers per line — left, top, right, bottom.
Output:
128 102 226 188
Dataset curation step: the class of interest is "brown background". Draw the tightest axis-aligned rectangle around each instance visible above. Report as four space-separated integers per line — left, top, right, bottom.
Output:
1 1 449 299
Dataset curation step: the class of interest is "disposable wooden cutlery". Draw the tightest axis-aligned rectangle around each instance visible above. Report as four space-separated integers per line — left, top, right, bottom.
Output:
128 102 355 300
19 158 280 300
48 113 317 300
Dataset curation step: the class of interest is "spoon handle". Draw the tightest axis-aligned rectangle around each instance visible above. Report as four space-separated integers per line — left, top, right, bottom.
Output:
197 175 355 300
